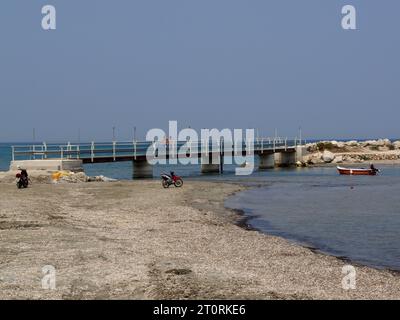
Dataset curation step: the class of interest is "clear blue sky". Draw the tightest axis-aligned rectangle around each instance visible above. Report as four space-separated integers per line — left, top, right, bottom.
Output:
0 0 399 142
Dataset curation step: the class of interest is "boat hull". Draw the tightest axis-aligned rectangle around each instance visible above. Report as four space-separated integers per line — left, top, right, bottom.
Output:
337 166 377 176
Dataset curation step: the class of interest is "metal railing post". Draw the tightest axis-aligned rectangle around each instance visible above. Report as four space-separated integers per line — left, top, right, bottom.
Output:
113 141 116 161
188 139 192 158
91 141 95 162
43 142 47 159
261 138 264 154
11 146 15 161
171 140 175 160
67 142 71 159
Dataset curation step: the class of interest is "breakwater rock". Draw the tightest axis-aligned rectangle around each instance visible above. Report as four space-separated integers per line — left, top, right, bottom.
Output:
304 139 400 164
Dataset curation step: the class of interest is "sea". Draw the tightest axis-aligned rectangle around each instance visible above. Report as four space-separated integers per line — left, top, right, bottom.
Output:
1 142 400 271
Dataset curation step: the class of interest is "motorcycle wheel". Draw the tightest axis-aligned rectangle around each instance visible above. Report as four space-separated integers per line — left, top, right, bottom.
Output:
174 179 183 188
162 180 170 188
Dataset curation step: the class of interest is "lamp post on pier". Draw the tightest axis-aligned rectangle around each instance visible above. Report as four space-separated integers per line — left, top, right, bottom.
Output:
299 126 302 146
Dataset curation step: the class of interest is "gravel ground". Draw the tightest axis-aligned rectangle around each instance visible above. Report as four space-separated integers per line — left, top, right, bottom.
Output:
0 179 399 299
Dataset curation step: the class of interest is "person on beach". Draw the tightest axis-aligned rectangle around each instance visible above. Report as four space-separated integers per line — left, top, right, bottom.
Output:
17 165 28 179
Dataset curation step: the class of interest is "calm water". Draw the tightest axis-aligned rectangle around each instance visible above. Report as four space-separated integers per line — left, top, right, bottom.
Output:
226 166 400 271
2 143 400 270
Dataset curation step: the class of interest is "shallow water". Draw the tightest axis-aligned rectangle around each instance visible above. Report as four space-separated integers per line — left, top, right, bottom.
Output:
225 166 400 271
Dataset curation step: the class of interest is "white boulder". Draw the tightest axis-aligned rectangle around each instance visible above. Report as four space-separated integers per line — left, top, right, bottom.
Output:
332 155 343 163
345 140 358 146
361 140 377 147
321 150 335 163
393 141 400 149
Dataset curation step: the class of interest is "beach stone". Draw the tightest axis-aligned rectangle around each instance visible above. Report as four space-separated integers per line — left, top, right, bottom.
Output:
372 138 391 147
393 141 400 149
342 155 352 163
296 161 307 167
306 143 318 153
345 140 358 146
332 155 343 164
361 140 377 147
321 150 335 163
310 152 324 164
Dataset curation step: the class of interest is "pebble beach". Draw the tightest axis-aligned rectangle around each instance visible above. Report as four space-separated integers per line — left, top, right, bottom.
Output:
1 179 400 299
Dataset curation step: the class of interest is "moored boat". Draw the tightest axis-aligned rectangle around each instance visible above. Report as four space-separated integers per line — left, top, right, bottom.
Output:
337 166 378 176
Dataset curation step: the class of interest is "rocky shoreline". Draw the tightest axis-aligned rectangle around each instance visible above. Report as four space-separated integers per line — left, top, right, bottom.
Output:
301 139 400 166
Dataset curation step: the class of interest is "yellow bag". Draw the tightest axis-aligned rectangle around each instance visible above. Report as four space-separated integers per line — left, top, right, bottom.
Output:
51 171 71 181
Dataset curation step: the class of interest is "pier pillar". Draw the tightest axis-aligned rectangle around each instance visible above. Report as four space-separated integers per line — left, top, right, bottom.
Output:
275 152 296 167
295 145 308 162
201 155 221 174
132 160 153 179
258 153 275 169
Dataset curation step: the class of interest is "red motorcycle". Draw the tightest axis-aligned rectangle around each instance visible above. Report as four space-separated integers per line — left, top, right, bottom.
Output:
161 172 183 188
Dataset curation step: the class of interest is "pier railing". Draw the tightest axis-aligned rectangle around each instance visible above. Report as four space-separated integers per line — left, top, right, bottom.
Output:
12 137 303 162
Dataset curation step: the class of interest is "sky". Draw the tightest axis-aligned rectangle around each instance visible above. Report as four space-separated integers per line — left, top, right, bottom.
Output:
0 0 399 142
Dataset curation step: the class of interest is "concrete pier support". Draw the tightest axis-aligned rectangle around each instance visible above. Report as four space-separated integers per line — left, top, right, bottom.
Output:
132 160 153 179
10 159 83 172
201 155 221 174
201 163 220 173
295 145 308 162
275 152 296 167
258 153 275 169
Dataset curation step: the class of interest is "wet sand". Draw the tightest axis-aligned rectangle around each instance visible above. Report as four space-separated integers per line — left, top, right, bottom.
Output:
1 180 400 299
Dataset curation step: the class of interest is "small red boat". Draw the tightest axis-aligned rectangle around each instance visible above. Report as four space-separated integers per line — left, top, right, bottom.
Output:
337 166 378 176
